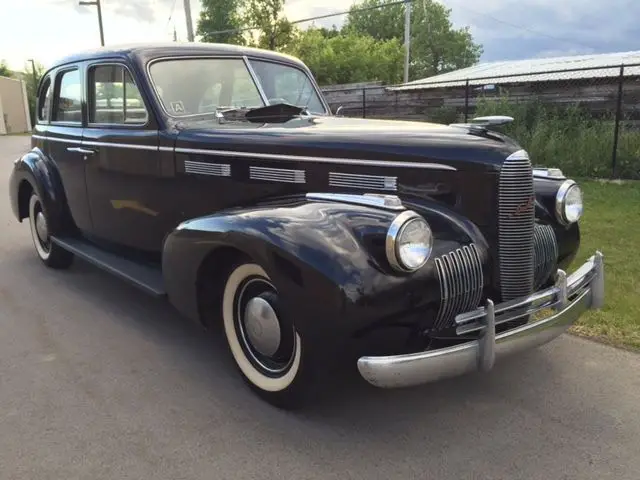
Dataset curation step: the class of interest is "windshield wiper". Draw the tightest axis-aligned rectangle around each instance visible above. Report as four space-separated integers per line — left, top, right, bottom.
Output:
244 102 306 123
212 103 307 124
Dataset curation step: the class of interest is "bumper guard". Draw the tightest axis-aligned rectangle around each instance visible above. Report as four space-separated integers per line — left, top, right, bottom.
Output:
357 251 605 388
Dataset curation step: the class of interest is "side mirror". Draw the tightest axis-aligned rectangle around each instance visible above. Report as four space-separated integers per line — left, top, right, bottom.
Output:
335 105 345 117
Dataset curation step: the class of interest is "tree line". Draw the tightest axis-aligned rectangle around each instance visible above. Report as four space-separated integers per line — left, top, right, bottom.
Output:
196 0 483 86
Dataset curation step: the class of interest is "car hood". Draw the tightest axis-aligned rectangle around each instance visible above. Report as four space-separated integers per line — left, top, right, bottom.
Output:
173 115 522 172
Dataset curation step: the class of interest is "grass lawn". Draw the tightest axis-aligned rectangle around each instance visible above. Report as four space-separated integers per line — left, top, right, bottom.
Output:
569 179 640 350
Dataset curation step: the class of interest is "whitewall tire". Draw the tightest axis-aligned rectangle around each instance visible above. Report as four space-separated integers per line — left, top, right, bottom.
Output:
27 193 73 269
222 262 312 407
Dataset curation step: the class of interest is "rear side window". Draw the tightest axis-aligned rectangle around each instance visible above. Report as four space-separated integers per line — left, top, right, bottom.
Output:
54 69 82 123
89 64 148 125
37 76 52 123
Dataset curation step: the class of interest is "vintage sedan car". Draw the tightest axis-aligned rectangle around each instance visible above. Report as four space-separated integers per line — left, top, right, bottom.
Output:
9 43 604 408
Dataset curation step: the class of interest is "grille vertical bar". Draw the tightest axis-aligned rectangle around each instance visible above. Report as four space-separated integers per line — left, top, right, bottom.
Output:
533 223 558 288
498 150 535 301
434 244 484 330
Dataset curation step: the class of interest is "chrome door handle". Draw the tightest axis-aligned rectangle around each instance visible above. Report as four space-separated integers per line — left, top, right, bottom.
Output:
67 147 96 155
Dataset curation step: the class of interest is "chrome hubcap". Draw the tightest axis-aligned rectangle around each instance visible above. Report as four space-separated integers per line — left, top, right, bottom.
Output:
244 297 281 357
35 211 48 243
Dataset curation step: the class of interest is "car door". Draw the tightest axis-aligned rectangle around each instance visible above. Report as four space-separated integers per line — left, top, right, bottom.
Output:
46 65 93 233
83 61 172 253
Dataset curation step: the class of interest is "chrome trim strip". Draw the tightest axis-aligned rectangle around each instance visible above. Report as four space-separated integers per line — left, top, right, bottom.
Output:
357 251 604 388
175 147 456 170
184 160 231 177
533 167 566 180
305 193 405 211
159 146 174 152
32 135 82 144
329 172 397 191
249 166 305 184
82 140 158 151
243 55 269 106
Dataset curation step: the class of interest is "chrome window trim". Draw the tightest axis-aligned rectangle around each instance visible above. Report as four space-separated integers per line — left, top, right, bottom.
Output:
174 147 457 170
243 56 269 106
86 60 151 128
145 55 266 120
51 66 83 126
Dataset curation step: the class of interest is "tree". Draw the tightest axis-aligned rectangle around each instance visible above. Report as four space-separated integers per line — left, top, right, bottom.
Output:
23 60 45 126
243 0 296 51
345 0 482 80
286 29 404 86
197 0 246 44
0 60 13 78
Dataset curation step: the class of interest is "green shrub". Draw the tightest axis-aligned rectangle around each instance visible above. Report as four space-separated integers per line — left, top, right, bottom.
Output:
474 96 640 179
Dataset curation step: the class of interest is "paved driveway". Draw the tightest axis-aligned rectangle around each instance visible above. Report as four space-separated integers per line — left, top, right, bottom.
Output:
1 135 639 479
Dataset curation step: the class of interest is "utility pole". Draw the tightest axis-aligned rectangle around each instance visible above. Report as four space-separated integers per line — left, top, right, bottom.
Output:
183 0 195 42
403 0 411 83
79 0 105 46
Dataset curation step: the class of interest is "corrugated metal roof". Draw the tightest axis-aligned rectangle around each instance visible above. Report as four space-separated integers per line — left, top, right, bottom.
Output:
390 51 640 91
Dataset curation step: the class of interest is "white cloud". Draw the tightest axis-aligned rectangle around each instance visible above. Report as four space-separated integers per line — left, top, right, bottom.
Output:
2 0 639 72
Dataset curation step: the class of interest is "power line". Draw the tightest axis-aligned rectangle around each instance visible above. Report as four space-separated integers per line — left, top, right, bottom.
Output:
452 3 600 52
165 0 178 29
205 0 414 36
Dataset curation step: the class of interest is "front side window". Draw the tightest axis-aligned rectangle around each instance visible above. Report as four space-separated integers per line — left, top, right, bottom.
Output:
148 57 327 117
149 58 264 117
54 69 82 123
249 60 326 115
90 64 148 125
37 76 52 123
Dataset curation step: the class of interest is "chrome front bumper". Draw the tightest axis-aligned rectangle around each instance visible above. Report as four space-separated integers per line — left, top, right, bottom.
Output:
357 251 605 388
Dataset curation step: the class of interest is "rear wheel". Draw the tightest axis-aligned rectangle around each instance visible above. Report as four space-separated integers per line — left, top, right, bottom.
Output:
28 193 73 269
222 262 315 409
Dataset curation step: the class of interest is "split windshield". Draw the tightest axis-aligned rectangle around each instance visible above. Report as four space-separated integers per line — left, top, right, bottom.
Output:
148 57 327 118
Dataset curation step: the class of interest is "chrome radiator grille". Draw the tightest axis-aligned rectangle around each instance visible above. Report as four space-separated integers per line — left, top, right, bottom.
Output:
498 150 535 301
533 223 559 288
434 244 484 330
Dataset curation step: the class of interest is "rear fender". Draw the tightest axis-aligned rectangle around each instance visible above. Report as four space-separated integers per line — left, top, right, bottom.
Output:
10 147 75 235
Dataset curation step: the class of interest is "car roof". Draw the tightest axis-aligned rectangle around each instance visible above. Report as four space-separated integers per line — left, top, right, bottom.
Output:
51 42 307 69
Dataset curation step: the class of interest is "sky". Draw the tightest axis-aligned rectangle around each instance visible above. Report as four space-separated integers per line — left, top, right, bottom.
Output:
2 0 639 74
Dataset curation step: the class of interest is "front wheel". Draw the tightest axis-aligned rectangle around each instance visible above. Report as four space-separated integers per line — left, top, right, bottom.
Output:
222 262 316 409
28 193 73 269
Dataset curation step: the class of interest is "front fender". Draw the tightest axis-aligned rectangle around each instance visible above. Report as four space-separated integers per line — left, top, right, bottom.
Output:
10 147 75 235
162 198 489 358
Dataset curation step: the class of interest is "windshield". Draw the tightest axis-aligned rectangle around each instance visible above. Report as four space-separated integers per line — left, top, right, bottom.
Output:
148 57 327 118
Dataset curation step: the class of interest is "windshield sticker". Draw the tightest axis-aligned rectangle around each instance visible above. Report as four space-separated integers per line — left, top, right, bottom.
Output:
170 101 185 114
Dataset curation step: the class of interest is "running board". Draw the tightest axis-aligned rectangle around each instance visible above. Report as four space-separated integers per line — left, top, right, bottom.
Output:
51 236 166 297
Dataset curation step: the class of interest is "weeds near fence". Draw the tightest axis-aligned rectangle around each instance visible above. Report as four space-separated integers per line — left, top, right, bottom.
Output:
473 96 640 179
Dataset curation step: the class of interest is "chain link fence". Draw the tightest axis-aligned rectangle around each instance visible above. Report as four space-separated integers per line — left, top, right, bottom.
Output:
320 63 640 179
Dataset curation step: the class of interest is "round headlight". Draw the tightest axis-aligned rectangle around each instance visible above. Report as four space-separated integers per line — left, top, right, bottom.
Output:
555 180 583 225
386 211 433 272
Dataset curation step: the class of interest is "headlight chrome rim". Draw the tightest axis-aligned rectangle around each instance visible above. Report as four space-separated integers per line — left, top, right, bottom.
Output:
386 210 433 272
555 179 582 225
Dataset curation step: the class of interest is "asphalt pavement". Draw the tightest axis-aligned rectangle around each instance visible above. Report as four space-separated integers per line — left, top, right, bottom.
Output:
1 135 639 480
